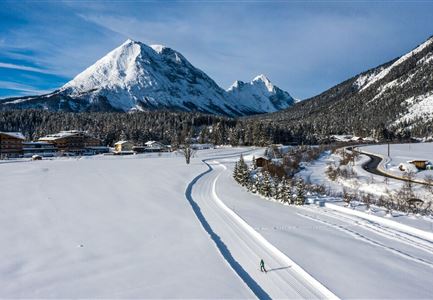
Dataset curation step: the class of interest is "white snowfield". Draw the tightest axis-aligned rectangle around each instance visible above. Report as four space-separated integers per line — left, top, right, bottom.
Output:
1 148 433 298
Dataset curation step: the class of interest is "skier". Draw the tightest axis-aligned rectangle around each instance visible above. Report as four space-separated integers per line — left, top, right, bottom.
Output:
260 259 267 273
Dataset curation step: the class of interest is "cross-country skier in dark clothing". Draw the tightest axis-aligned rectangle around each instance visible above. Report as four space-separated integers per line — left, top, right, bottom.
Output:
260 259 267 273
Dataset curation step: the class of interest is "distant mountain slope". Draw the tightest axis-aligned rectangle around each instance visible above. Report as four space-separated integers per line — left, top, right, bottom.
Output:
227 75 295 113
263 35 433 139
0 39 295 117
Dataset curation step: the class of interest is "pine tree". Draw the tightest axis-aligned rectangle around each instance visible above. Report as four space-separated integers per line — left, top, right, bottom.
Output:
252 155 257 169
238 154 247 185
282 178 293 204
261 171 272 198
233 161 240 183
294 178 306 205
234 154 250 186
250 176 258 193
275 178 284 202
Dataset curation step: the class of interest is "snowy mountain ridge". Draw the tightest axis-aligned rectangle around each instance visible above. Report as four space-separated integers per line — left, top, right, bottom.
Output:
268 35 433 138
0 39 295 116
227 74 294 113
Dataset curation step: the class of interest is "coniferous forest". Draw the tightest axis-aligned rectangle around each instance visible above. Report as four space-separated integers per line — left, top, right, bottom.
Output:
0 108 427 146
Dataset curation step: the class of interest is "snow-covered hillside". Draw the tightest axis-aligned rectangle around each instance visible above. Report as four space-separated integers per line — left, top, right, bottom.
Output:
0 40 295 116
269 35 433 138
227 75 295 113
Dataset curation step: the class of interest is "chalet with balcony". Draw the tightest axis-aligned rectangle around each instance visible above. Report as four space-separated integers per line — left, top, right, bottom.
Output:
38 130 101 154
0 132 25 158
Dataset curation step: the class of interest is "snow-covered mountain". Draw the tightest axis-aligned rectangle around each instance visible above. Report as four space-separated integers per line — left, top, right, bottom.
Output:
268 35 433 138
0 39 294 116
227 75 295 113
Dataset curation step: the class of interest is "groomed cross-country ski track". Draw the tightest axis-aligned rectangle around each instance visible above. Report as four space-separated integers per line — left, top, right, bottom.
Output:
186 156 338 299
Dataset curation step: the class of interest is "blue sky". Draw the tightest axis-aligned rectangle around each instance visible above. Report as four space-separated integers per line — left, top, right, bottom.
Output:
1 0 433 100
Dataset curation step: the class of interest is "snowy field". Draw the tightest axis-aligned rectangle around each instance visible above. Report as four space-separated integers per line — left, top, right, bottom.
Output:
1 148 433 298
0 150 253 298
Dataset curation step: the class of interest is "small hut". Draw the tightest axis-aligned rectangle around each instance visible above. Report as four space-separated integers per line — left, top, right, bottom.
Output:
408 160 429 170
255 156 270 168
114 141 134 153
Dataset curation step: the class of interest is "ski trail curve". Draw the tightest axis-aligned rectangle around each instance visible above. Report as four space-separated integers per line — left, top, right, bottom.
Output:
184 161 270 299
185 157 339 299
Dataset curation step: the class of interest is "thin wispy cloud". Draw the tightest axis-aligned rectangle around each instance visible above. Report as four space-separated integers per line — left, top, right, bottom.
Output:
0 62 54 75
0 80 52 96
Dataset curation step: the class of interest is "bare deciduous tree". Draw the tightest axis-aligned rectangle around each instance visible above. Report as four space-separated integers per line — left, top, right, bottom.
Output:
181 144 195 165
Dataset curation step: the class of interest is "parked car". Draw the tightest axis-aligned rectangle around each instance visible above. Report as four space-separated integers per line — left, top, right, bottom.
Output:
32 155 42 161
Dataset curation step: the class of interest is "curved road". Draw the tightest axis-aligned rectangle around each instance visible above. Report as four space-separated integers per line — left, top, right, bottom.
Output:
187 159 337 299
353 147 432 186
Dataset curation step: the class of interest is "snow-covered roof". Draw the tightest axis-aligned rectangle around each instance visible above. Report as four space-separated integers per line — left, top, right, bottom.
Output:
145 141 164 146
39 130 88 141
255 156 269 160
0 132 25 140
114 140 132 145
330 135 353 142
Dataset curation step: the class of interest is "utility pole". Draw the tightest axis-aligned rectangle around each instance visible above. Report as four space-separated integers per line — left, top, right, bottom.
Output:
387 141 390 158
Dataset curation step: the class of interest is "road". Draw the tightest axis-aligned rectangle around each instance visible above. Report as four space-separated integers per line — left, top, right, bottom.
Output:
354 147 433 186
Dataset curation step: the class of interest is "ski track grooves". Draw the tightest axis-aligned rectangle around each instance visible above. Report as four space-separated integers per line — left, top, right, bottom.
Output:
185 154 339 299
184 159 271 299
297 212 433 270
310 207 433 254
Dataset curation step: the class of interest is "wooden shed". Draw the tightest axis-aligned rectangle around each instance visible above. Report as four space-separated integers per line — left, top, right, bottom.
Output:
408 160 429 170
114 141 134 153
255 156 270 168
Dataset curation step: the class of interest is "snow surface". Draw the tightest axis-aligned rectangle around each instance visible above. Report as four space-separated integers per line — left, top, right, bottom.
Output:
0 151 252 298
2 148 433 298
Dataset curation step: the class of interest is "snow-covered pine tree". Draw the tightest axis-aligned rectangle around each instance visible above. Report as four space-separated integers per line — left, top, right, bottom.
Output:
274 177 285 202
241 165 250 187
252 156 257 169
250 175 258 193
233 161 240 183
238 154 249 186
261 171 272 198
233 154 250 186
294 178 306 205
280 177 291 204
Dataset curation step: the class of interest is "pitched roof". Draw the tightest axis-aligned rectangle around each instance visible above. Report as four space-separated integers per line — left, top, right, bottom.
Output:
0 132 25 140
39 130 87 141
114 140 132 145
